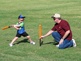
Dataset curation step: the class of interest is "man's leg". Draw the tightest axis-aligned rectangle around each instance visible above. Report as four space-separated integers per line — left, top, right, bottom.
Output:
59 39 73 49
52 32 61 42
9 37 18 47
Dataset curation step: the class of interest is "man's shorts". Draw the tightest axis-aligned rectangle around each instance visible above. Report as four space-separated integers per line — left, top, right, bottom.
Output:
16 32 29 38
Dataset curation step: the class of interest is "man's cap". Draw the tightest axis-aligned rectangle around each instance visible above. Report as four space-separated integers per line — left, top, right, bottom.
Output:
51 13 61 18
18 15 25 19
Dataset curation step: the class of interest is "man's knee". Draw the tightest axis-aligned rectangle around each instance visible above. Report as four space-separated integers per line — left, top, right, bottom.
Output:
58 44 65 49
52 32 58 37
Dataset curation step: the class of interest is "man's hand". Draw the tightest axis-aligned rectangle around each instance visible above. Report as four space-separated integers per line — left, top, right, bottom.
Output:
59 39 64 44
40 30 54 39
40 36 45 39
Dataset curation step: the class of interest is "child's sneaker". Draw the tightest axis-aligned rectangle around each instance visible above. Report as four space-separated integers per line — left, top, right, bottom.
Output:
72 39 76 47
9 43 13 47
30 41 35 45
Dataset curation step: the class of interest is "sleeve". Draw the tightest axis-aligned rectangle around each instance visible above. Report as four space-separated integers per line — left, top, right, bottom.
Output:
51 26 56 31
62 21 70 31
20 22 24 27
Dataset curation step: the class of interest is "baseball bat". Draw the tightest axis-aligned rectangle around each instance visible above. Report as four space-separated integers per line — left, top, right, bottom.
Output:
2 26 12 30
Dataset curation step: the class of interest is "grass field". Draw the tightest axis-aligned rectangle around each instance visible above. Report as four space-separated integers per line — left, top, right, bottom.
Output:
0 0 81 61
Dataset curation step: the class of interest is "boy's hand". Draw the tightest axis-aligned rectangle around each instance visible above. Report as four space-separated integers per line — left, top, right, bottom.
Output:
13 25 20 28
12 25 20 30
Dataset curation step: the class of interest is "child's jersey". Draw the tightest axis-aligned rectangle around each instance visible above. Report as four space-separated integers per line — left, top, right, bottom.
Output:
16 22 25 34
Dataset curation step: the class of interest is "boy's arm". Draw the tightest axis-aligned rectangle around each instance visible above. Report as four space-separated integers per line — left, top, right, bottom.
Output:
11 25 20 30
11 22 24 30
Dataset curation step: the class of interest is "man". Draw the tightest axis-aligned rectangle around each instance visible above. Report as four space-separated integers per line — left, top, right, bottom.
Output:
40 13 76 49
9 15 35 47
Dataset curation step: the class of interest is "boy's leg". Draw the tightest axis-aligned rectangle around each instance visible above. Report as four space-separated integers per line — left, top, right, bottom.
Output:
9 37 18 47
52 31 61 42
59 39 73 49
22 32 35 45
26 36 35 45
9 33 20 47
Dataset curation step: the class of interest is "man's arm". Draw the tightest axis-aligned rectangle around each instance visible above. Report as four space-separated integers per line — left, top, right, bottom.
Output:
59 30 70 44
40 30 54 39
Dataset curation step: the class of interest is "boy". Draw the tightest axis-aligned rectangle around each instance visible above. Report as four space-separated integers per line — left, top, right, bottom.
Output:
9 15 35 47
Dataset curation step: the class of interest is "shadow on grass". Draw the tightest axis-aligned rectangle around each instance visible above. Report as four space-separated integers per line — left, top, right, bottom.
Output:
10 39 30 45
43 42 54 45
16 39 29 44
42 41 59 45
7 39 29 46
7 39 29 43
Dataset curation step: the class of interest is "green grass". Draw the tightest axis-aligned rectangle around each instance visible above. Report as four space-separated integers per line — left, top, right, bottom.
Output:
0 0 81 61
